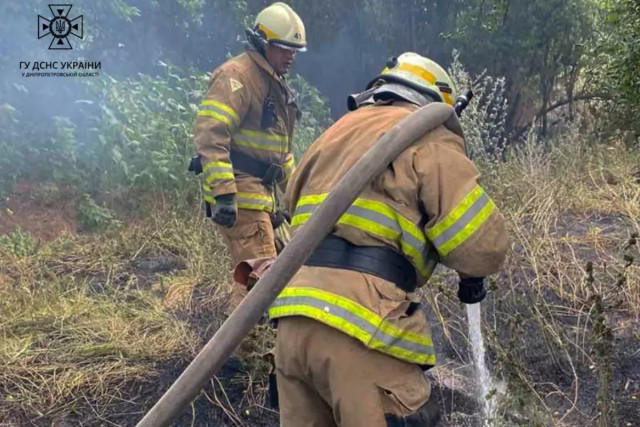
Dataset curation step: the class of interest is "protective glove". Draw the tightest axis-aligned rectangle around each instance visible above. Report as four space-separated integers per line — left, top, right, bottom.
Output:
270 209 291 230
457 276 487 304
212 193 237 228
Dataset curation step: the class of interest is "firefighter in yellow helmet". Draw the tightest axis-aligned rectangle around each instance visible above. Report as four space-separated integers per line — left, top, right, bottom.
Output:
191 2 306 311
269 52 510 426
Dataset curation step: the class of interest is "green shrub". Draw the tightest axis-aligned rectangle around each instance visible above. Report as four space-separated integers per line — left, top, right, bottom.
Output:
0 104 83 195
0 228 37 256
77 193 123 233
84 62 207 195
0 103 22 196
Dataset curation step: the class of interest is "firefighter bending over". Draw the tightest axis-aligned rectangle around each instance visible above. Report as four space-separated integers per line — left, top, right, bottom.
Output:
270 52 510 426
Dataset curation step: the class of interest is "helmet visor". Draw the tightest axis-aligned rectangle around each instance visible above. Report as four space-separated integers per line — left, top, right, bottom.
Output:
270 41 307 52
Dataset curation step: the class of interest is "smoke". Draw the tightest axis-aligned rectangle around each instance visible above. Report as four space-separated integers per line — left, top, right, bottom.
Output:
1 1 451 143
292 21 395 119
0 0 242 128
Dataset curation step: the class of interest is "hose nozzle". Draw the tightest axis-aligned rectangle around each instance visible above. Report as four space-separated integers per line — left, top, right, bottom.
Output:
457 276 486 304
454 89 474 117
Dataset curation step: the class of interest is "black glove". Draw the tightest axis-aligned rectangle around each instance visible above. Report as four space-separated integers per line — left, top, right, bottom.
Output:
212 194 237 228
457 276 487 304
270 209 291 229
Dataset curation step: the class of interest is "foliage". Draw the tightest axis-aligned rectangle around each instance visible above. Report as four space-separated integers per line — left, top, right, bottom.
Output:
77 193 123 233
0 105 83 196
448 51 509 161
84 62 207 194
450 0 597 134
287 73 333 159
0 228 37 257
0 104 22 196
591 0 640 141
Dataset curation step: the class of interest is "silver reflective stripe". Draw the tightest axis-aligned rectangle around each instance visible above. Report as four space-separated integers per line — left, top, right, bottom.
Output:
431 191 490 249
295 202 426 260
293 203 317 215
402 228 426 255
271 295 434 356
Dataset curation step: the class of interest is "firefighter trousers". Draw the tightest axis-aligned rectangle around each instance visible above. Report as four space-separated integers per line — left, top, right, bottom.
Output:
217 209 277 312
274 316 441 427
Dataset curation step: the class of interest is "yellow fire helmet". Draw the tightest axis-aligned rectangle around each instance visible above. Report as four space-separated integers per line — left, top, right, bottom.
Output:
253 2 307 52
367 52 456 106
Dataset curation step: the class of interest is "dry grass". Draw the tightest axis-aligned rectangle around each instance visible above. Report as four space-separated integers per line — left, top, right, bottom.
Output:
423 131 640 426
0 204 238 425
1 130 639 426
485 133 640 317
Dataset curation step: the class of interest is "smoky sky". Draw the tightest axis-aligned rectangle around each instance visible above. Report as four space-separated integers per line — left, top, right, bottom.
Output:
0 1 444 134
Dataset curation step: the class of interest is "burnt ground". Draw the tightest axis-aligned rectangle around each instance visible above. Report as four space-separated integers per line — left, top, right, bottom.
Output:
4 254 638 426
423 213 640 426
0 181 78 242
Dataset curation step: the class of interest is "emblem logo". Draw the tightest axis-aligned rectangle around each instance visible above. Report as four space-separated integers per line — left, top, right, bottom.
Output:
38 4 83 50
230 78 244 92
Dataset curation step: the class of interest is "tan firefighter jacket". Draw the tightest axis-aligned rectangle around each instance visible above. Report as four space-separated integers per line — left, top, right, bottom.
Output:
269 100 509 367
193 47 298 212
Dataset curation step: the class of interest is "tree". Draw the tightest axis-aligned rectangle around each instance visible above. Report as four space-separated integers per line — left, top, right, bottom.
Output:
593 0 640 140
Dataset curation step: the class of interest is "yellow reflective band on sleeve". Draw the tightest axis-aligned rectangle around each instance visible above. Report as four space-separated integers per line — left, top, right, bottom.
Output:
236 192 274 211
291 212 311 227
201 100 240 124
197 110 233 129
427 186 483 238
201 185 273 212
269 287 436 366
198 100 240 132
296 193 327 207
203 161 234 184
202 184 215 204
425 185 496 256
291 194 432 277
234 128 289 153
282 156 295 180
201 100 240 123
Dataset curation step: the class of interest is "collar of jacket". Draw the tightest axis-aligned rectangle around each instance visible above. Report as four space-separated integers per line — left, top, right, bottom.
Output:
245 46 297 110
371 99 422 112
245 47 283 83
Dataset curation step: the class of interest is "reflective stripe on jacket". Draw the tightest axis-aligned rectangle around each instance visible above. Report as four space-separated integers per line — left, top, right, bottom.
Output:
269 286 435 365
292 194 438 278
